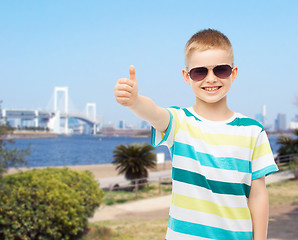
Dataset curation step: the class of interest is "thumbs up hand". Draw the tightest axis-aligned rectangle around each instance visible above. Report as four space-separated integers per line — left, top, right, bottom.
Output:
114 65 139 107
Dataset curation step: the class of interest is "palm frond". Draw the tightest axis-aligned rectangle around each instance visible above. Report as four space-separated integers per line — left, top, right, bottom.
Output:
112 143 156 181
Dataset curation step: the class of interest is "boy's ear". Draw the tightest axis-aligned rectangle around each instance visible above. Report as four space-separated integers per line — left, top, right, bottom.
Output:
182 69 191 86
231 66 238 82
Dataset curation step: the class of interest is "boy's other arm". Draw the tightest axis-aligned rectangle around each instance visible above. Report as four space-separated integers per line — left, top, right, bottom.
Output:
114 65 170 133
247 176 268 240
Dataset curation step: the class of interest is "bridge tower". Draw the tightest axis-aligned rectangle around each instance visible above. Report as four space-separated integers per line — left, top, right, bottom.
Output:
49 87 69 134
86 103 96 134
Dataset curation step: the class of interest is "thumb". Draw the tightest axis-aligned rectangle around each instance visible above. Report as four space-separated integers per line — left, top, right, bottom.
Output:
129 65 137 81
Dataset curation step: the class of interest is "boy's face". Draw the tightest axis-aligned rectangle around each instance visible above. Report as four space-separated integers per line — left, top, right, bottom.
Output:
182 49 238 105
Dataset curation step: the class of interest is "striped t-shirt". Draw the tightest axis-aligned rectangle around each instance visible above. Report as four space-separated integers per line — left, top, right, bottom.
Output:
151 106 278 240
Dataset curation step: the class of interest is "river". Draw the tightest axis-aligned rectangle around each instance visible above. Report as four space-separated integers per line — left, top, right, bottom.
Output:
12 135 281 168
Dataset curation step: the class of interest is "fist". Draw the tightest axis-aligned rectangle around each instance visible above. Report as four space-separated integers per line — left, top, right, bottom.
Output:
114 65 138 107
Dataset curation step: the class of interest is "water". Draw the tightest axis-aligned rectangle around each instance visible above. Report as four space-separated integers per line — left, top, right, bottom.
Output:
12 135 281 168
13 135 170 167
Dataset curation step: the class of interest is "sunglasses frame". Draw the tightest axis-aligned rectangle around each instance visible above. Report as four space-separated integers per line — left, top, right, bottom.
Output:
188 64 234 81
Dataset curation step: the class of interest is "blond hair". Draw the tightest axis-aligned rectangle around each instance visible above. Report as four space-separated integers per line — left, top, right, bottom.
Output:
185 29 234 67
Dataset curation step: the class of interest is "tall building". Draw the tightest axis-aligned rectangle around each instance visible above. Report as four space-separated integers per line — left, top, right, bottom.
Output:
119 120 125 129
275 113 287 132
262 105 267 126
255 104 266 126
255 113 264 125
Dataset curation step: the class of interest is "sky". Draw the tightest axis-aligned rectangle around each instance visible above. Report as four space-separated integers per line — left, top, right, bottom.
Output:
0 0 297 129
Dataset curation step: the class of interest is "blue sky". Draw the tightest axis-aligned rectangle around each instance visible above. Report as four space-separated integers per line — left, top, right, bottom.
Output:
0 1 297 129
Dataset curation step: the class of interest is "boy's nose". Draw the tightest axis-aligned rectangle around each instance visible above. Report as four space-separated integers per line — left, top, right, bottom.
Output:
205 71 218 83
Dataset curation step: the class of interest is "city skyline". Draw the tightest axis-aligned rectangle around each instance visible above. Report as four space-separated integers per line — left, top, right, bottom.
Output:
0 1 297 128
1 90 296 132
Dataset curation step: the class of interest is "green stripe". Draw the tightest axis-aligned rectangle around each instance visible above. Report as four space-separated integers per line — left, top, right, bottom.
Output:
169 106 180 110
173 167 250 197
227 117 264 131
169 106 202 122
168 215 252 240
181 108 202 122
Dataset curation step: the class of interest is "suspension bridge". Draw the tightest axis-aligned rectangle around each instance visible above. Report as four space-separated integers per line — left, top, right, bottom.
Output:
0 87 100 135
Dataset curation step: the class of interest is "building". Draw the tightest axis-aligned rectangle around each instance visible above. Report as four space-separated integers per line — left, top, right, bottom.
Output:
119 120 125 129
275 113 287 132
255 113 264 125
289 114 298 130
141 120 150 129
255 105 267 125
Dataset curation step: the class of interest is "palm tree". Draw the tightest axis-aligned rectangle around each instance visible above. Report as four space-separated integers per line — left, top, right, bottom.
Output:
112 143 156 187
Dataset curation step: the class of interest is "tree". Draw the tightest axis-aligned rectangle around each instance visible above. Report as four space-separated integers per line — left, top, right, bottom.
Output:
0 124 30 179
112 143 156 186
276 129 298 156
277 129 298 179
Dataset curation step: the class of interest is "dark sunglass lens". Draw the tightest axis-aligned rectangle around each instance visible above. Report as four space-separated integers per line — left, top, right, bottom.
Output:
213 65 232 78
189 67 208 81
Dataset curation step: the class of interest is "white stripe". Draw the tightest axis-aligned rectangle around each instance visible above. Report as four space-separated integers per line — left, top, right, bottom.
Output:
173 180 248 208
255 131 269 146
153 130 162 146
170 205 253 232
166 227 211 240
183 116 261 137
252 153 275 172
173 155 252 186
175 131 253 161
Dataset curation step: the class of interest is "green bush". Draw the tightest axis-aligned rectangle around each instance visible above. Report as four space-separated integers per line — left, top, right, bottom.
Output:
0 167 104 240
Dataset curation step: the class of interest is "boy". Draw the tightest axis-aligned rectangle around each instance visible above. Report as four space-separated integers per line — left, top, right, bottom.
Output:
114 29 278 240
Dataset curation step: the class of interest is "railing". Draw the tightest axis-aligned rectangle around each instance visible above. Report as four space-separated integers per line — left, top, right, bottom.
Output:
104 154 298 203
106 175 172 202
275 153 298 164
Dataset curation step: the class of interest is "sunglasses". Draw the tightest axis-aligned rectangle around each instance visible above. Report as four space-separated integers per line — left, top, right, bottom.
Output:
188 64 233 81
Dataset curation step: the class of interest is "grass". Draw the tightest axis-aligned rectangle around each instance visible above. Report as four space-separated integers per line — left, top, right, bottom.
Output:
267 178 298 206
103 181 172 206
82 218 168 240
81 178 298 240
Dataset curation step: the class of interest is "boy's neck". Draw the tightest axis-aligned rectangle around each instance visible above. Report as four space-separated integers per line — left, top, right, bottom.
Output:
193 97 234 121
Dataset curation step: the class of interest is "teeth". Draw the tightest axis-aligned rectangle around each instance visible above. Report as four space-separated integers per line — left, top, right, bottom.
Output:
205 87 218 91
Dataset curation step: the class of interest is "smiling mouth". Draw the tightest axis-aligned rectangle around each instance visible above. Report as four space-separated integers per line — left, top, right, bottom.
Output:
202 86 222 92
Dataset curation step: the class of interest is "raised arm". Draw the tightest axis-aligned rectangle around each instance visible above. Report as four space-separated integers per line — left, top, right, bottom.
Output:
114 65 170 133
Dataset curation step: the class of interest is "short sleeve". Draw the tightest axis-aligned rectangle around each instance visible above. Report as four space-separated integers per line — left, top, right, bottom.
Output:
251 130 279 180
151 108 176 149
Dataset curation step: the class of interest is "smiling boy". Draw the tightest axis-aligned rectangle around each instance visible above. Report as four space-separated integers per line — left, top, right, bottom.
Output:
114 29 278 240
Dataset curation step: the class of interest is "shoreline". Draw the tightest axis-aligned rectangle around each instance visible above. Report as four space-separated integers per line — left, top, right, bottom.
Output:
1 131 58 140
6 161 172 179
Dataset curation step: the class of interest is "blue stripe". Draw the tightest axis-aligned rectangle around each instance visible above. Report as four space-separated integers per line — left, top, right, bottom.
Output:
174 142 251 173
252 164 279 180
168 215 252 240
173 167 250 197
169 145 174 161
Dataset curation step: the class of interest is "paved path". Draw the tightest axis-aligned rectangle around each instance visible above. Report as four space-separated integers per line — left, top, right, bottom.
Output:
266 170 294 184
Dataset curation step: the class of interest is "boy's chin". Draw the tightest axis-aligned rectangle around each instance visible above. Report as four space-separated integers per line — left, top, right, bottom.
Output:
196 95 227 105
